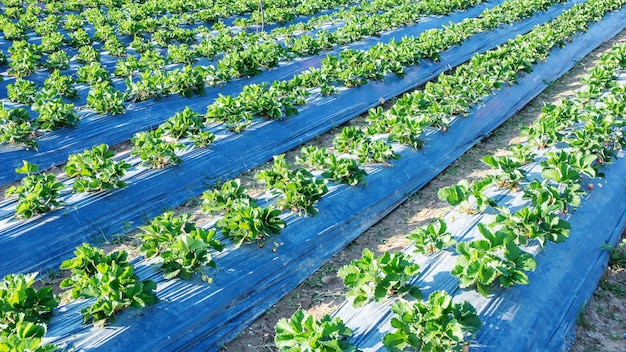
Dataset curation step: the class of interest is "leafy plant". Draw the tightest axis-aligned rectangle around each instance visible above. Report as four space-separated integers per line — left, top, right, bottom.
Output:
482 155 526 189
76 62 111 85
68 28 92 47
87 82 126 115
495 206 571 247
7 79 38 105
451 224 537 296
338 249 422 307
8 41 41 78
601 239 626 268
216 202 285 245
76 45 101 64
60 243 158 327
201 179 253 214
257 155 328 216
0 272 59 336
275 310 360 352
45 50 70 71
40 32 65 53
522 179 582 214
0 105 37 149
140 212 224 279
539 151 582 185
0 321 57 352
65 144 131 192
408 218 457 255
42 70 78 100
160 107 205 139
437 178 496 214
5 161 64 219
383 291 481 352
33 98 79 131
131 129 183 168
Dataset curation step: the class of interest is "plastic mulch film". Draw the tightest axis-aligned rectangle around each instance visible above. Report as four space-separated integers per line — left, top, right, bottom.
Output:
41 11 626 351
0 0 590 278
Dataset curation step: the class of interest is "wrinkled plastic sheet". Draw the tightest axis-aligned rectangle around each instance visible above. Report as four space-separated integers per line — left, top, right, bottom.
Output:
40 9 626 351
0 0 584 279
1 0 573 185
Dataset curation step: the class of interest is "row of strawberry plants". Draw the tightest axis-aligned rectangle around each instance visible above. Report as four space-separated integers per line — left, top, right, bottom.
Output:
118 0 572 161
287 39 626 352
0 0 557 203
0 0 362 76
0 0 493 150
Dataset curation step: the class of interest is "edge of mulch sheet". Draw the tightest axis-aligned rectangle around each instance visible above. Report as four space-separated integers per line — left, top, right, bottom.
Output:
42 8 626 352
0 0 583 277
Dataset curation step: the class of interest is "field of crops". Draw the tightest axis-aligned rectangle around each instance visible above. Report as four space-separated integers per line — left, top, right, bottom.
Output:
0 0 625 350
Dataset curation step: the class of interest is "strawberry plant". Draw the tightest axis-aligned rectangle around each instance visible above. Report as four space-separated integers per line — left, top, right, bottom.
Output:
383 291 481 352
8 41 41 78
216 202 285 245
452 224 537 296
0 321 57 352
160 107 205 139
60 243 158 327
65 144 132 192
40 32 65 53
322 155 367 186
76 45 101 64
408 218 457 255
275 310 360 352
68 28 92 47
33 98 79 131
139 50 166 72
509 144 537 165
63 13 84 31
87 82 126 115
201 179 253 214
103 37 127 57
338 249 422 307
5 161 64 219
257 155 328 216
125 71 170 102
167 43 197 65
76 62 112 85
140 212 224 279
45 49 70 71
167 65 206 98
0 272 59 336
482 155 527 189
42 70 78 100
539 151 582 185
7 79 38 105
131 129 183 168
495 206 570 247
437 178 496 214
115 56 142 78
522 180 582 214
0 105 37 149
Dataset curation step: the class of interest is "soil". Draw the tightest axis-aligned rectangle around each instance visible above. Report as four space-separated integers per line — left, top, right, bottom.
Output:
220 29 626 351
